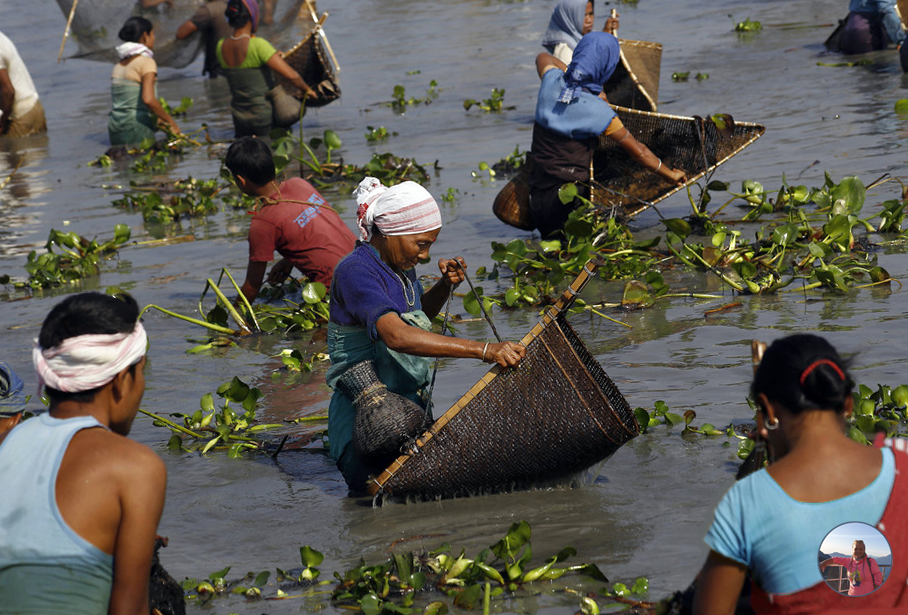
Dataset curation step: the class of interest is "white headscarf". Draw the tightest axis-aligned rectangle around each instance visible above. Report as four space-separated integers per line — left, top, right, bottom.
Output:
354 177 442 241
33 323 147 393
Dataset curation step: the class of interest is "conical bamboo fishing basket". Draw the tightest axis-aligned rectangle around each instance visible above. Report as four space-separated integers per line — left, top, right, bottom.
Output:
274 17 340 108
604 39 662 112
367 259 639 500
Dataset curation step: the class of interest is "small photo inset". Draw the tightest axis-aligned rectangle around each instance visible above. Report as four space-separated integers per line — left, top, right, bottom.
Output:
818 522 892 597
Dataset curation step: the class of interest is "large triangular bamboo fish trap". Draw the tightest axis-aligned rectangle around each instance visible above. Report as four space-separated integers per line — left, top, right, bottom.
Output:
368 259 639 500
592 106 765 219
604 39 662 112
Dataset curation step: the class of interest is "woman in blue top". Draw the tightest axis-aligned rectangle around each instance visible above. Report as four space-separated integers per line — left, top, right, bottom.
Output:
529 32 685 237
327 178 526 493
840 0 906 54
693 334 906 614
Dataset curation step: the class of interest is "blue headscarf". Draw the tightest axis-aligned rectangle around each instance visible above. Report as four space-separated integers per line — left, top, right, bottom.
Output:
0 361 26 417
558 32 621 104
541 0 589 49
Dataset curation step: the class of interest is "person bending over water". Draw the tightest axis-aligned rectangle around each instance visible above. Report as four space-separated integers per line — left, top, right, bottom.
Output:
217 0 316 138
529 32 685 238
0 292 167 615
108 17 181 146
327 177 526 494
693 334 908 614
840 0 906 54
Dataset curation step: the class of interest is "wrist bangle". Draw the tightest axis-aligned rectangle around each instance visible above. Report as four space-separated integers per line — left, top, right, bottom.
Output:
654 159 662 174
481 342 489 362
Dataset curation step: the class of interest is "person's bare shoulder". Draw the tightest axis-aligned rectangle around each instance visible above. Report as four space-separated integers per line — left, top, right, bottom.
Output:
70 427 165 484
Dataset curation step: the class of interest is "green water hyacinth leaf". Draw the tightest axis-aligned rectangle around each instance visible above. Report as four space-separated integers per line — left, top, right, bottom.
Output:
452 584 483 610
771 223 799 246
200 392 215 413
423 602 448 615
621 280 653 308
896 99 908 115
830 176 865 215
324 130 342 151
462 286 484 317
301 545 324 567
253 571 270 587
558 182 579 204
580 596 600 615
663 218 691 239
301 281 327 304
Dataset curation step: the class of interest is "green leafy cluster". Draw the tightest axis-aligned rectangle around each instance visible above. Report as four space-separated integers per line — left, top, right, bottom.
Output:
734 17 762 32
112 176 225 224
22 225 131 289
390 80 439 112
366 125 397 142
463 88 508 113
144 376 281 458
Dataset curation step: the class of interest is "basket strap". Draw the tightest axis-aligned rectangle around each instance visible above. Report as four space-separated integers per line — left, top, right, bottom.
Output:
541 258 601 324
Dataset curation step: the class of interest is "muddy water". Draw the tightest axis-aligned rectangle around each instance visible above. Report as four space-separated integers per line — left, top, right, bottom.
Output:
2 0 908 611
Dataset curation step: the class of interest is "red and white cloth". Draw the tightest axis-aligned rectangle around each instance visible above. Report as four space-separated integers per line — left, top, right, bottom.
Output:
354 177 442 241
33 323 147 393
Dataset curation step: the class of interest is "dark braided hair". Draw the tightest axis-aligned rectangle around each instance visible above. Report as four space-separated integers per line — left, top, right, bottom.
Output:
751 334 853 413
225 0 252 29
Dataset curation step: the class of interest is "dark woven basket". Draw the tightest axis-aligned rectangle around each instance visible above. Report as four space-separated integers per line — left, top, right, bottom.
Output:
492 169 534 230
276 29 340 109
592 106 765 218
336 361 428 467
604 39 662 112
369 260 639 500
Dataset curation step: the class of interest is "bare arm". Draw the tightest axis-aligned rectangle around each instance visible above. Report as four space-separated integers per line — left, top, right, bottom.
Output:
535 52 567 79
376 312 525 367
265 53 317 99
140 72 180 135
0 68 14 134
692 550 747 615
240 260 268 303
107 448 166 615
819 558 834 572
175 20 199 40
608 126 687 185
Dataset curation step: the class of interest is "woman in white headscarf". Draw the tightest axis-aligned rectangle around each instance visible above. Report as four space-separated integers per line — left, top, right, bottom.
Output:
541 0 619 65
326 177 526 494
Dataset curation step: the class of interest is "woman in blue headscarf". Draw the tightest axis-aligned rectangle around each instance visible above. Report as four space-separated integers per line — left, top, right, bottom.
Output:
528 32 686 237
541 0 619 65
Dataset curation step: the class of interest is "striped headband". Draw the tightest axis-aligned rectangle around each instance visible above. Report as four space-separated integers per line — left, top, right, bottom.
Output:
33 322 147 393
354 177 442 241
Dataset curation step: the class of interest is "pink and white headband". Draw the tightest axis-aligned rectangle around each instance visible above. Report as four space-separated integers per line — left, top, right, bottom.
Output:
354 177 442 241
33 323 147 393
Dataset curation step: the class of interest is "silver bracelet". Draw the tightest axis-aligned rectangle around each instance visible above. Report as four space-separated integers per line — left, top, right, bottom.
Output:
481 342 490 361
654 159 662 174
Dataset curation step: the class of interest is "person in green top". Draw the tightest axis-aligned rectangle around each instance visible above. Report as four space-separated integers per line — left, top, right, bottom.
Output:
217 0 316 137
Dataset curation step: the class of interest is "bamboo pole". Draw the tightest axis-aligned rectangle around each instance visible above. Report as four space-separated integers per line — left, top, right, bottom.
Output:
303 0 340 73
57 0 80 63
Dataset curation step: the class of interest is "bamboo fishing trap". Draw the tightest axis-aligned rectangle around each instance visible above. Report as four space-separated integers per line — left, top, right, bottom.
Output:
493 106 764 229
604 39 662 112
274 2 341 108
368 259 639 500
592 106 765 218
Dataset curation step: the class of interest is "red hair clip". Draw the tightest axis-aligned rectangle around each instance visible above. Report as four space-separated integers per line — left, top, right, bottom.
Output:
799 359 844 386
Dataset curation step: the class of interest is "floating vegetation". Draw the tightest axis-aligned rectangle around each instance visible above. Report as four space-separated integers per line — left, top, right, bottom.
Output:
272 127 432 187
111 175 246 224
177 521 653 614
159 96 194 117
477 172 901 314
141 376 283 457
365 125 397 142
20 225 131 290
672 71 709 82
140 268 331 340
389 80 439 112
463 88 513 112
733 17 762 32
88 126 209 173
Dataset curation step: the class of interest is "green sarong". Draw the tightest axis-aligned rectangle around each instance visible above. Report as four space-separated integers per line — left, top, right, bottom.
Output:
108 78 157 146
222 65 274 137
327 311 433 491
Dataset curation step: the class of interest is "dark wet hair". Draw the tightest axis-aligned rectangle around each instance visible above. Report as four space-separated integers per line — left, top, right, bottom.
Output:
751 334 853 414
225 0 251 29
225 136 276 186
39 292 140 404
118 16 153 43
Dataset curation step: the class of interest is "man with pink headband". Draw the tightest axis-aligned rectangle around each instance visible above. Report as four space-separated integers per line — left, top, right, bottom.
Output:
325 177 527 494
0 292 166 614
